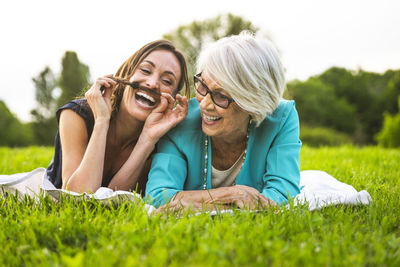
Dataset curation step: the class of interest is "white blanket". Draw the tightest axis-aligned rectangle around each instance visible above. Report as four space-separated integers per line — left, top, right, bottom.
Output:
0 168 371 214
296 170 371 210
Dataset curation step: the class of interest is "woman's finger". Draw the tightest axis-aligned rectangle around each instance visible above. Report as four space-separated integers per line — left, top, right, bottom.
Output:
151 95 169 114
172 95 188 120
102 84 113 99
89 77 115 94
175 95 188 110
161 93 175 110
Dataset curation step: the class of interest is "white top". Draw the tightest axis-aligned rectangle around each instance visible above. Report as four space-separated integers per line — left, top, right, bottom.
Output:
211 151 245 188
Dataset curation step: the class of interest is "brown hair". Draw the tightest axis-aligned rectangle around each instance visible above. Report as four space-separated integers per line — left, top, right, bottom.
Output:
110 39 190 119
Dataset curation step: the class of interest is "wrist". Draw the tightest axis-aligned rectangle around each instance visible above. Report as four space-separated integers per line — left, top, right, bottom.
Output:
138 131 159 146
93 119 110 133
94 117 110 126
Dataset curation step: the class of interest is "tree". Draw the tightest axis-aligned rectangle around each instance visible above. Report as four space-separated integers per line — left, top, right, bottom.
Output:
286 78 357 135
163 13 259 90
30 51 91 146
58 51 90 107
30 66 58 145
0 101 33 146
32 66 57 117
316 67 400 143
380 71 400 115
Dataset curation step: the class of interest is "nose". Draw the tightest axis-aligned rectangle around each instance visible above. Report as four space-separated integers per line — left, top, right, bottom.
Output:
144 73 160 89
198 93 214 110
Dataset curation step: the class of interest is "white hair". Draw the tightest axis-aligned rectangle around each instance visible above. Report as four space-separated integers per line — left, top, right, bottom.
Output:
196 32 286 126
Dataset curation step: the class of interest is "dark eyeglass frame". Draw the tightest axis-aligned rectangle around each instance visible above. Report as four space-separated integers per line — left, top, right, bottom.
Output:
193 73 234 109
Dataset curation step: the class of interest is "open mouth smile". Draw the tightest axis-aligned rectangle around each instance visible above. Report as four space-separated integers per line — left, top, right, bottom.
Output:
135 91 156 107
203 114 222 124
134 87 162 109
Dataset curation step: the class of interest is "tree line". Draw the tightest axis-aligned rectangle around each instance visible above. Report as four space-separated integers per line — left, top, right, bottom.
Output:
1 14 399 147
286 67 400 146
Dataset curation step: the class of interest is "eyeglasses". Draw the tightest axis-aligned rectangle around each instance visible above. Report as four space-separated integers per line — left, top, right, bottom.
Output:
193 73 234 109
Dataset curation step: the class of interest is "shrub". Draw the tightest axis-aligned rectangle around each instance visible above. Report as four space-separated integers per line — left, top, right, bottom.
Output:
300 125 353 147
286 78 357 134
376 97 400 148
0 101 34 147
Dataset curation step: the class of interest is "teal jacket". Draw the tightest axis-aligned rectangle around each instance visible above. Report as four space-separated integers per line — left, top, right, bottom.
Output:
146 98 302 208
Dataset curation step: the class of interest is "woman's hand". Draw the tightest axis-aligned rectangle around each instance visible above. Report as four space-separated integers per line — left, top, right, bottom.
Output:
153 194 206 216
153 186 276 216
141 93 188 143
227 185 276 209
85 75 117 122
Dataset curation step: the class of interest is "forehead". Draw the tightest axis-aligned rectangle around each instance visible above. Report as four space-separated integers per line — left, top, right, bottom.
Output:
201 71 231 96
201 71 223 89
142 50 181 74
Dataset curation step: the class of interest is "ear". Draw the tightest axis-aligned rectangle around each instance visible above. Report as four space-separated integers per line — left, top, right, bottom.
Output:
249 114 255 124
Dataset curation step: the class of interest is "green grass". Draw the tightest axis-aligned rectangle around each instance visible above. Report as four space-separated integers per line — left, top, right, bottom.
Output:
1 146 399 266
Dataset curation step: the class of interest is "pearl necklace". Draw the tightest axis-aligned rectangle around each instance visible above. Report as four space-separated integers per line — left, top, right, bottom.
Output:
203 123 251 190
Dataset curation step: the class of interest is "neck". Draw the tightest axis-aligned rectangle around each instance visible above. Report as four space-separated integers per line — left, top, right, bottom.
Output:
211 134 247 153
211 122 250 151
206 120 251 174
109 110 144 148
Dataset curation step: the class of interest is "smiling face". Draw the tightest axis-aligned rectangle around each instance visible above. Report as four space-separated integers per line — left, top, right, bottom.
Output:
196 72 250 142
120 49 182 121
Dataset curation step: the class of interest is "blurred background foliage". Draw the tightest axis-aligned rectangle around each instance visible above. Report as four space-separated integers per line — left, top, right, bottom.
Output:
1 14 399 147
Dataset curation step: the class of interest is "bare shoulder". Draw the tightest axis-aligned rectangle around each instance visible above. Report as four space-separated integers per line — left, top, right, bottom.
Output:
59 109 89 148
59 109 90 187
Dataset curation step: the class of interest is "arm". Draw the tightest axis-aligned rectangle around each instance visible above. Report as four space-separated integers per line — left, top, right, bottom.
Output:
146 131 273 211
60 76 115 193
60 110 109 192
158 186 275 213
261 102 302 205
167 103 302 210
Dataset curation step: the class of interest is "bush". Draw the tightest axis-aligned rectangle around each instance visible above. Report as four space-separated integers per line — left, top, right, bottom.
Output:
300 125 353 147
286 78 357 135
0 101 34 147
376 97 400 148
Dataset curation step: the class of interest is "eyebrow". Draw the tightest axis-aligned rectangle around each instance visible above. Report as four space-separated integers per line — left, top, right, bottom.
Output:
143 60 177 80
200 76 225 92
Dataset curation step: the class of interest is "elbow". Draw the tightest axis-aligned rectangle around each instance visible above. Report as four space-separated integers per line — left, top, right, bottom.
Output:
62 177 98 194
146 188 177 208
145 189 163 208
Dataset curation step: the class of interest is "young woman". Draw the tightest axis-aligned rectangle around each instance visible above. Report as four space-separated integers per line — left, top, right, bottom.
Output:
46 40 189 194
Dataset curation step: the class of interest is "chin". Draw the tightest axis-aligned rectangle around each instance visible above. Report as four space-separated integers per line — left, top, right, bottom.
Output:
201 124 218 137
121 100 151 122
129 108 151 122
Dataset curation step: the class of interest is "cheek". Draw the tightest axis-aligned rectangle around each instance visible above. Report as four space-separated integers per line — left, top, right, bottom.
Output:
130 72 141 82
160 86 173 95
123 87 134 103
224 108 247 124
196 94 203 103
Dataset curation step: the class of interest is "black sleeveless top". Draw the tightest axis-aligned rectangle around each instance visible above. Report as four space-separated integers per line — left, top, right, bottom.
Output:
47 99 150 194
46 99 95 188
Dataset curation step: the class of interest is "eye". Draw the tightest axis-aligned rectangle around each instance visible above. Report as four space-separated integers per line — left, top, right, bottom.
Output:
140 68 151 74
162 79 172 85
214 92 230 101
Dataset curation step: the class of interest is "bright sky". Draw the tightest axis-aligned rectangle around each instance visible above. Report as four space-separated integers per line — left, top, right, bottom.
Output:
1 0 399 121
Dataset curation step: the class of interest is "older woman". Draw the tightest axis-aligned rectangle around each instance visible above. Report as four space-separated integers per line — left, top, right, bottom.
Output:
46 40 189 194
146 33 301 211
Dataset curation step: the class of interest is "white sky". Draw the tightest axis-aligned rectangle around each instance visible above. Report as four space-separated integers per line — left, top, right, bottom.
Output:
1 0 400 121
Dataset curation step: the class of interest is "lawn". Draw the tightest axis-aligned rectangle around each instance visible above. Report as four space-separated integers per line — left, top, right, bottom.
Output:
0 146 399 266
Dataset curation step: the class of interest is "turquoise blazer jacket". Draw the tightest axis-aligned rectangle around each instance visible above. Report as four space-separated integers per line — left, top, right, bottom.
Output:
146 98 302 208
